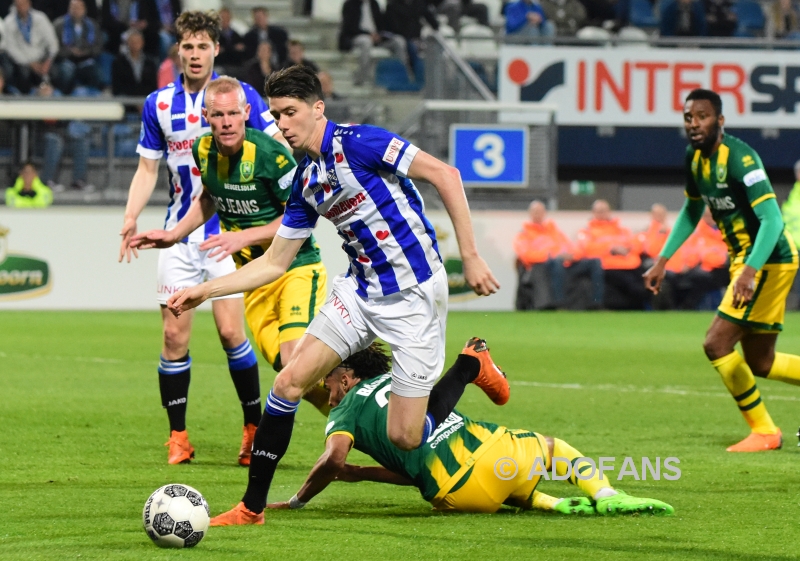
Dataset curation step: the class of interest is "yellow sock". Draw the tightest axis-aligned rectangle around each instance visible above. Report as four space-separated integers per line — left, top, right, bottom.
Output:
552 438 612 498
710 351 778 434
531 491 562 511
767 352 800 386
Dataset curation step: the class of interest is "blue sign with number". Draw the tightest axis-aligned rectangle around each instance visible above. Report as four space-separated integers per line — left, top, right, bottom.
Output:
450 126 528 187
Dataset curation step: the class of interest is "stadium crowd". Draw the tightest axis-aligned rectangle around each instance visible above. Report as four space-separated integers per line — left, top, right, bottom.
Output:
514 196 784 311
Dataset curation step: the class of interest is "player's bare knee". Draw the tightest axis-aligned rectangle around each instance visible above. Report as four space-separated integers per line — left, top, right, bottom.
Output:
702 335 731 361
163 325 189 357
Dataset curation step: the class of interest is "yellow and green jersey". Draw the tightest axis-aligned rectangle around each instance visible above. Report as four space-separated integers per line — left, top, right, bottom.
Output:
326 374 502 501
685 134 796 267
192 128 320 270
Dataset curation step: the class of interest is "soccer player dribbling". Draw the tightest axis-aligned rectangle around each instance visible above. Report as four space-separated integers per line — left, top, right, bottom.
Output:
645 88 800 452
118 11 286 466
167 65 508 525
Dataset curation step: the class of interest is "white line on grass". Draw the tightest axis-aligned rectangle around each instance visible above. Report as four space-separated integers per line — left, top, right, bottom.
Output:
510 380 800 402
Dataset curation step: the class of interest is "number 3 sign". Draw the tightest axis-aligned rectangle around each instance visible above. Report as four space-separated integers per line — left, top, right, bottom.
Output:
449 125 528 188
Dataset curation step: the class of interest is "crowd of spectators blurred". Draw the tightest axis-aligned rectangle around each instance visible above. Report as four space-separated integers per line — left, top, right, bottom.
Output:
514 199 731 311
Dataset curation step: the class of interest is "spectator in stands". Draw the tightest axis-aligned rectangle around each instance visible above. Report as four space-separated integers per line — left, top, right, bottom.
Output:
514 200 604 310
111 29 157 96
217 6 246 70
243 7 288 67
576 199 650 310
704 0 737 36
638 203 670 265
101 0 160 57
51 0 102 94
243 41 275 94
540 0 587 35
2 0 58 94
153 0 180 58
283 39 319 73
339 0 410 86
504 0 556 39
156 41 178 88
660 0 707 36
6 161 52 207
770 0 800 38
33 0 98 22
432 0 490 31
318 70 342 100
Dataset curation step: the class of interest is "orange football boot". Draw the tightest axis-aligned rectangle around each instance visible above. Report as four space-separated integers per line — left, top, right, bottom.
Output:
238 424 258 466
210 502 265 526
165 430 195 464
462 337 510 405
726 430 782 452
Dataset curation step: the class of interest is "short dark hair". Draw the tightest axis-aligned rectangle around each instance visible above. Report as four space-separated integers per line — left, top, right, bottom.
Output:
341 343 392 381
175 10 221 44
685 88 722 116
265 64 323 102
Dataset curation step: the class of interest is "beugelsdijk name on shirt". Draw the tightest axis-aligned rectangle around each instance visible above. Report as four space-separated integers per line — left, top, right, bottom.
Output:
493 456 682 481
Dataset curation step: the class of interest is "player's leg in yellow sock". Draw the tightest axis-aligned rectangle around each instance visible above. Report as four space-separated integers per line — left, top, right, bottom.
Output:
767 352 800 386
551 438 614 499
710 351 778 434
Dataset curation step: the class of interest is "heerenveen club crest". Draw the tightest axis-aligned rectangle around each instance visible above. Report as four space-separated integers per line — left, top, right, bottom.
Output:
0 225 51 300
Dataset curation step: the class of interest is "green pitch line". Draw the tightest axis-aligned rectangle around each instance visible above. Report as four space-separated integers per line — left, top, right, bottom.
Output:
1 311 800 560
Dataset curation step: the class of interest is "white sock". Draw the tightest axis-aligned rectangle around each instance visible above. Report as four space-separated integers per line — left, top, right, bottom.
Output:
593 487 618 500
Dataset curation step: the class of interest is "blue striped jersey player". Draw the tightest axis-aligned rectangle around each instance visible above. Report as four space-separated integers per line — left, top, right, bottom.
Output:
167 65 505 523
118 11 282 466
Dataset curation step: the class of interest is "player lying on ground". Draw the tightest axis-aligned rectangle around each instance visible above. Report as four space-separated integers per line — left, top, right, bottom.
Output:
210 341 673 524
118 10 285 466
131 76 330 465
166 65 503 522
645 88 800 452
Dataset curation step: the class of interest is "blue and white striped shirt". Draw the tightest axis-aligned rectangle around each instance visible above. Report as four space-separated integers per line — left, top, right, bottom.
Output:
278 121 441 298
136 73 279 243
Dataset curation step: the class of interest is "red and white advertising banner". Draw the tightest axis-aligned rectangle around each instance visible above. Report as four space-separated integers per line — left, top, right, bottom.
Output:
499 45 800 128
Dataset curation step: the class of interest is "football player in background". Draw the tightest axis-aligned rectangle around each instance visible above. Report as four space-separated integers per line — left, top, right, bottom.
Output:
645 89 800 452
118 11 283 466
130 77 329 465
259 342 674 520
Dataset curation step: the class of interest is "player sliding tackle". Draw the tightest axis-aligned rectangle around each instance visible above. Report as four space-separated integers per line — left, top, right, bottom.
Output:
257 342 673 519
645 88 800 452
166 65 506 524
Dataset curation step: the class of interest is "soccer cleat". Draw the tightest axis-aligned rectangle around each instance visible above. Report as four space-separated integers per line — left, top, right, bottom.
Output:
462 337 510 405
595 490 674 516
210 502 264 526
726 430 782 452
238 424 258 466
165 430 195 465
553 497 596 515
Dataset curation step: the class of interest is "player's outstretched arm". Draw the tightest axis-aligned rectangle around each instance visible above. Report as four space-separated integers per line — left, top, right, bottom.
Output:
406 151 499 296
131 191 216 250
167 234 303 316
119 156 159 263
200 215 284 262
267 434 353 509
336 463 414 486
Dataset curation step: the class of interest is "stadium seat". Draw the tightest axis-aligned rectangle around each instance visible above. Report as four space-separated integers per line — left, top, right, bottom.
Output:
617 26 651 45
576 26 613 41
733 0 766 36
459 23 498 60
629 0 659 28
374 58 424 92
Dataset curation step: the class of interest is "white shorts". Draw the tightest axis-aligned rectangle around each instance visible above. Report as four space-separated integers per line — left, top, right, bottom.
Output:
307 266 448 398
156 243 242 305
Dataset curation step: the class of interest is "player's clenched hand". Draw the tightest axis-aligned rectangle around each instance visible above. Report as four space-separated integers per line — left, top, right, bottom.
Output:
642 260 667 294
119 217 139 263
200 231 252 262
463 255 500 296
732 266 757 309
167 285 210 317
130 229 178 250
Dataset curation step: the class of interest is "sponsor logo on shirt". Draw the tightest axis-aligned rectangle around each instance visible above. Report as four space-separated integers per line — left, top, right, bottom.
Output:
210 195 260 215
382 137 405 165
167 138 197 153
743 169 767 187
324 192 366 221
427 412 465 449
276 154 290 169
171 113 187 120
742 155 755 167
703 195 736 210
224 183 256 192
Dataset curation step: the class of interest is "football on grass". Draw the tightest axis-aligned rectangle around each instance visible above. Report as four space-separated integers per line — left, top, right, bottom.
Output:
142 484 210 548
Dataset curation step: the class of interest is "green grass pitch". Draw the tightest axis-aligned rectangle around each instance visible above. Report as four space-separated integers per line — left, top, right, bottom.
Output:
2 310 800 560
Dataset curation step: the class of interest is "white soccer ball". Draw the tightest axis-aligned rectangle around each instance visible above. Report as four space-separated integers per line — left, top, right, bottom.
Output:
142 483 210 548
